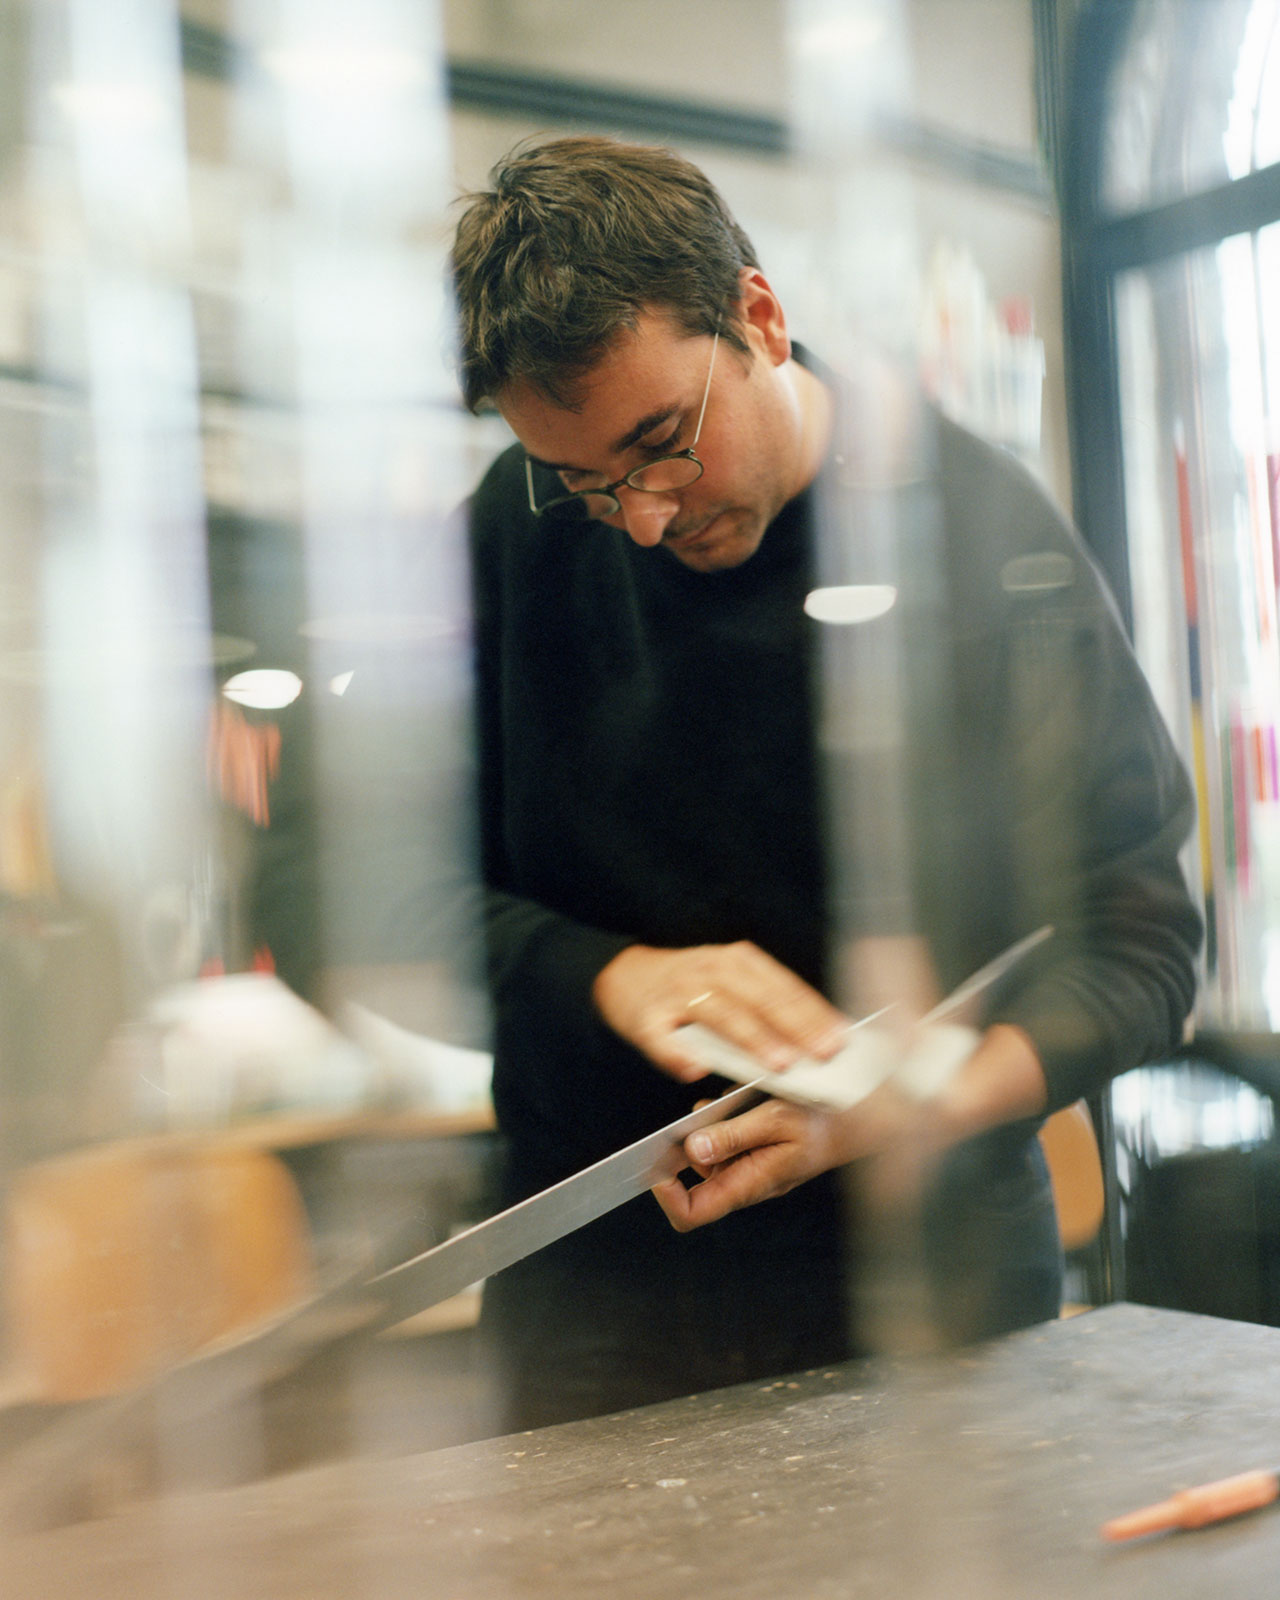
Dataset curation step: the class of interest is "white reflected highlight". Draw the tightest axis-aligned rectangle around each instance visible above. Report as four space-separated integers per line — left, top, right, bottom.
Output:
228 0 486 1059
222 669 303 710
804 584 898 624
32 0 209 930
792 14 887 60
263 43 427 96
51 81 166 131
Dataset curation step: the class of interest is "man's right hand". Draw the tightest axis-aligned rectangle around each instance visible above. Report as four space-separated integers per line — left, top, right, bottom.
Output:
591 941 850 1083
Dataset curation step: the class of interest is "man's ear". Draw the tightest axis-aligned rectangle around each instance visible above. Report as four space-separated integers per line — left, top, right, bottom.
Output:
735 267 791 367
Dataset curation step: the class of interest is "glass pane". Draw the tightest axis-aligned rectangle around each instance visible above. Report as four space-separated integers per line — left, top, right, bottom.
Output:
1102 0 1278 214
1116 222 1280 1027
0 0 496 1515
1258 6 1280 168
1226 0 1280 174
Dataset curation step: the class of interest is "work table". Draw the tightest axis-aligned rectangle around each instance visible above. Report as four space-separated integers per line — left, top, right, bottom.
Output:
5 1302 1280 1598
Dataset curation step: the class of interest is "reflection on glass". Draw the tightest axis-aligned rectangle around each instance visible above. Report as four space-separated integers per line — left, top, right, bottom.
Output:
1102 0 1279 214
0 0 495 1533
1117 222 1280 1026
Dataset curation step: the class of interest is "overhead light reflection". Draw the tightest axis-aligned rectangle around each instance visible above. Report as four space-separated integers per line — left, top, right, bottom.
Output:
51 80 166 131
804 584 898 624
792 14 887 60
262 44 426 96
222 669 303 710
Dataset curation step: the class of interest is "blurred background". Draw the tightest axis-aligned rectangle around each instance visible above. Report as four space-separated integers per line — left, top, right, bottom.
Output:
0 0 1278 1537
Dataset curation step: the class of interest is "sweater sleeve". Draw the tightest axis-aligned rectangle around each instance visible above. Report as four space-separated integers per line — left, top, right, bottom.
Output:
941 431 1202 1111
987 584 1202 1110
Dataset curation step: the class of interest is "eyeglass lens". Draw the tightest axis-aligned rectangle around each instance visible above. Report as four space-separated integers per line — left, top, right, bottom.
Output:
543 455 703 521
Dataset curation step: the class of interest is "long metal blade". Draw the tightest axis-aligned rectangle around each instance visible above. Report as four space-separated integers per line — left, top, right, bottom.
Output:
365 928 1055 1329
366 1080 766 1328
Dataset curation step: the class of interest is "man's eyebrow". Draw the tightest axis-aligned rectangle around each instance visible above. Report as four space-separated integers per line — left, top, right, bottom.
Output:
610 403 680 456
525 402 682 474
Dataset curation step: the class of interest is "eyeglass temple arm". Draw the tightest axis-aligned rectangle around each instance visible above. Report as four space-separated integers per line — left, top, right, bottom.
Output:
691 330 719 445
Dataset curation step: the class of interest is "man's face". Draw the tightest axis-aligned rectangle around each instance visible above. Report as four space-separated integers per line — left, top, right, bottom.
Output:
495 278 814 574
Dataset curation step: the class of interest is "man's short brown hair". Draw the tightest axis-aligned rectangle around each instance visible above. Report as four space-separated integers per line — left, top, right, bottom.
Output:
450 135 759 412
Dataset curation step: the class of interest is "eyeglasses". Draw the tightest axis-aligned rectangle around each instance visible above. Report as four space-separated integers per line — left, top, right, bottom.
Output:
524 330 719 522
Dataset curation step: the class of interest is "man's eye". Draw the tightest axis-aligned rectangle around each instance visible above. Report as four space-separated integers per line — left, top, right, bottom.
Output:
641 428 682 458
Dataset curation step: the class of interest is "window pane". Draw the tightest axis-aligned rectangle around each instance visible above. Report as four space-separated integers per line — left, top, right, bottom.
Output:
1116 223 1280 1026
1102 0 1278 213
1258 7 1280 167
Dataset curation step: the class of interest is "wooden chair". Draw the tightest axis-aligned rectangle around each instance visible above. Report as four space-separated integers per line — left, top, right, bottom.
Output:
1038 1100 1106 1312
3 1139 313 1403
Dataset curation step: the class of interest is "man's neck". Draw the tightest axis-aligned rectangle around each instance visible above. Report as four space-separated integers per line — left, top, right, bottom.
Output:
789 356 834 497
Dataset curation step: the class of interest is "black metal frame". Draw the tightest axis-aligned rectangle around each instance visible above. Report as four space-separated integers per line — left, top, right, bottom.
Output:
1053 0 1280 617
1042 0 1280 1301
1054 0 1139 625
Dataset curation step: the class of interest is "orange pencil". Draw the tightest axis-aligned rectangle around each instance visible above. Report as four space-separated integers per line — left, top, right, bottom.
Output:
1101 1467 1280 1541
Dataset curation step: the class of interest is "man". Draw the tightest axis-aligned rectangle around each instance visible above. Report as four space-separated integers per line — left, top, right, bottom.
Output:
452 136 1200 1430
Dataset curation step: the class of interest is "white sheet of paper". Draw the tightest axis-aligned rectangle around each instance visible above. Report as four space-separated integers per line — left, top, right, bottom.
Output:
671 1020 979 1111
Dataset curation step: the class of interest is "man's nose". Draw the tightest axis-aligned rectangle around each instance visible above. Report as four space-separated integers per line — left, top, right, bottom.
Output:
613 486 680 547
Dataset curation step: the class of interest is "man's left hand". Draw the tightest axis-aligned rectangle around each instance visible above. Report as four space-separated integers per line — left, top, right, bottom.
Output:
652 1022 1049 1230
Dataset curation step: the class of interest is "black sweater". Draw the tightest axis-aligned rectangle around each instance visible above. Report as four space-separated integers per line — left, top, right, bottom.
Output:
468 401 1201 1209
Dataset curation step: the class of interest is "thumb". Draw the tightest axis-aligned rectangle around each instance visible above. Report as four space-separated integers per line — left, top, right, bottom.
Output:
686 1113 754 1168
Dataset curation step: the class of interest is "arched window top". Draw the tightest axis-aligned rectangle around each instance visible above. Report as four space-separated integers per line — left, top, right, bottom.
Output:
1101 0 1280 214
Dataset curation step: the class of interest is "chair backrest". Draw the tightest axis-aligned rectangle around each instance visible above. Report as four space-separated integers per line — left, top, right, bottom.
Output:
1038 1100 1105 1253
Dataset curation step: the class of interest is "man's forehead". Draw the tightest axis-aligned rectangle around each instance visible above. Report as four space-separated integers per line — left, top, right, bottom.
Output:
497 313 705 463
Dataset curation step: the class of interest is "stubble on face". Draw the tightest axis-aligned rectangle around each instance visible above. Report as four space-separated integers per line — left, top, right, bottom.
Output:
659 507 769 572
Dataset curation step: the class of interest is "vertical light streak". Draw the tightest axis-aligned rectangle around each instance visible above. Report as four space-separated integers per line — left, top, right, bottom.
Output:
233 0 483 1042
32 0 210 994
788 0 927 993
786 0 942 1388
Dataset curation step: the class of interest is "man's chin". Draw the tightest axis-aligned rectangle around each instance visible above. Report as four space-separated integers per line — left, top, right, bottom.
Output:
663 513 762 572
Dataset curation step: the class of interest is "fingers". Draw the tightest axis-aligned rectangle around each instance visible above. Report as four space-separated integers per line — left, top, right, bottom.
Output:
652 1101 833 1232
652 1026 1049 1235
668 974 838 1072
651 1175 699 1229
717 941 849 1060
593 940 850 1082
682 1100 788 1169
650 1087 929 1233
632 1012 720 1083
653 1136 808 1231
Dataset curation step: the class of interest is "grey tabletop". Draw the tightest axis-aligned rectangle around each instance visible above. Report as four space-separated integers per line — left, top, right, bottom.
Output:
6 1302 1280 1599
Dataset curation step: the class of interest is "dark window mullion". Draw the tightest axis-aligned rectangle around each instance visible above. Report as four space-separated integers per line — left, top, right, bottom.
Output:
1091 162 1280 274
